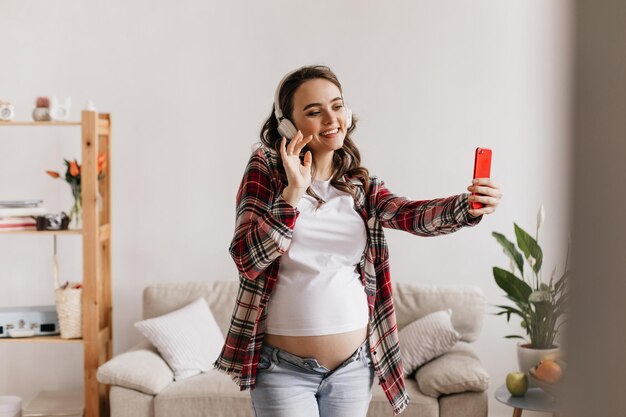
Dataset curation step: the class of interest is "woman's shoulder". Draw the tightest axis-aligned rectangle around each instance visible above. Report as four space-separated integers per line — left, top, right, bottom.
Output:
249 142 280 169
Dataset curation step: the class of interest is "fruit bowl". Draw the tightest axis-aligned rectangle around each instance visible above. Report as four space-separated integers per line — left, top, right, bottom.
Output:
528 367 561 398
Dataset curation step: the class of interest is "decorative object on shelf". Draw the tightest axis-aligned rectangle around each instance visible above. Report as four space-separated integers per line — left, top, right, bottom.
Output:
0 200 46 231
35 212 69 231
55 282 83 339
46 154 106 230
52 235 83 339
49 96 72 121
84 99 96 111
491 205 570 385
32 96 51 121
0 100 15 121
0 305 60 338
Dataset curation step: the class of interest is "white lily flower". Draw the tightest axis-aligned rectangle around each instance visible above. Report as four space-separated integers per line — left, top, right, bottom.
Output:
537 205 546 230
510 258 516 273
528 256 536 268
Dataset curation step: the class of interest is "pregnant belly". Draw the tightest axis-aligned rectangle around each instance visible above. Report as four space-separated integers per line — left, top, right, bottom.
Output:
264 326 369 371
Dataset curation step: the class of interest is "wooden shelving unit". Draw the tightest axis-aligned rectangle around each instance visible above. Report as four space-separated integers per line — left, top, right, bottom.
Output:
0 111 112 417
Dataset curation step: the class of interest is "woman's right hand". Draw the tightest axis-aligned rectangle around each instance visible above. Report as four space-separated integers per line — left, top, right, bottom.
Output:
280 131 313 188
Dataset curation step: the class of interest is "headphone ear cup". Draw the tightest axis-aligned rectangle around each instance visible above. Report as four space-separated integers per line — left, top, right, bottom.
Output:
345 108 353 129
277 118 298 140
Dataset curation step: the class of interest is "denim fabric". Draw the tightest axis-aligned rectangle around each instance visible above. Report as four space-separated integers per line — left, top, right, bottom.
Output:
250 338 375 417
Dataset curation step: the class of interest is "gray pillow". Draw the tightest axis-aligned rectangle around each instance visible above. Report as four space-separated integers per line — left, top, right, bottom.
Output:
96 341 174 395
398 309 461 375
415 341 489 397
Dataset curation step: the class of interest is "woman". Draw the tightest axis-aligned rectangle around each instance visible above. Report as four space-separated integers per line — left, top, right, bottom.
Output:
213 65 502 417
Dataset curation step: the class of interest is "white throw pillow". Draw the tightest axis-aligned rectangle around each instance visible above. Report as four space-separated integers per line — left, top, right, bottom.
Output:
134 297 224 381
398 309 461 376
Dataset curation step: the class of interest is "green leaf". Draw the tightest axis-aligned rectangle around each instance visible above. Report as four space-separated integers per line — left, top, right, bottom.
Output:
492 231 524 275
495 306 527 325
555 270 570 293
504 335 527 340
494 304 526 317
493 267 533 304
514 223 543 273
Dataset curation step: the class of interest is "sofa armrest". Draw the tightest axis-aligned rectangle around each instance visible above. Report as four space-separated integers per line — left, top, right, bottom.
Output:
97 339 174 395
414 341 489 398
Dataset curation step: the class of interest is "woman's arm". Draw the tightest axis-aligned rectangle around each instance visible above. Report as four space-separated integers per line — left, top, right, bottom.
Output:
229 148 298 281
374 180 482 236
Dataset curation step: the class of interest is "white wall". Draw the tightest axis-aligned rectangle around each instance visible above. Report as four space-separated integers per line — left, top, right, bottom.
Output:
0 1 571 415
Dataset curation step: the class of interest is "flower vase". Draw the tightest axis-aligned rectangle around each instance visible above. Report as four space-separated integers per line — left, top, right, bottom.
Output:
69 187 82 230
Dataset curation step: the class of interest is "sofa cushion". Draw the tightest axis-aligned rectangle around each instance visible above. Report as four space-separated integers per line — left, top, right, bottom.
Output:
393 282 485 342
135 297 225 381
155 369 253 417
439 391 488 417
110 386 155 417
367 378 438 417
415 341 489 398
96 340 173 395
156 370 440 417
399 309 461 375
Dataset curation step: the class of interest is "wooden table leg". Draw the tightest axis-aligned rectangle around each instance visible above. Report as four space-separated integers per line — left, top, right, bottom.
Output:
512 408 523 417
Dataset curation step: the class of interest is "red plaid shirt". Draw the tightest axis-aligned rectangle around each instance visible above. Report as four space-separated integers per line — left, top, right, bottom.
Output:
213 145 482 415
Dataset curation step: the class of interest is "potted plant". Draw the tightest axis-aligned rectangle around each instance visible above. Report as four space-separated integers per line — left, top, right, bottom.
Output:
492 205 570 385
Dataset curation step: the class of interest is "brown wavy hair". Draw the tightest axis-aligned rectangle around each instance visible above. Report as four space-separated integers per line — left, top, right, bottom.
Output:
260 65 370 204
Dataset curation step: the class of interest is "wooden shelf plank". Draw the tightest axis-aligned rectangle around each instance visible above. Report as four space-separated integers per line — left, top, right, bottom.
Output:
99 224 110 242
0 229 83 235
0 335 82 343
0 121 81 126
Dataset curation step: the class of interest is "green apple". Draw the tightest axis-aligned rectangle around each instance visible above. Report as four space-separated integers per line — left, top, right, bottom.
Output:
506 371 528 397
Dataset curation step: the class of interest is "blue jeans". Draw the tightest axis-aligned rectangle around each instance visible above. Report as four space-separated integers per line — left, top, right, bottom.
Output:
250 338 375 417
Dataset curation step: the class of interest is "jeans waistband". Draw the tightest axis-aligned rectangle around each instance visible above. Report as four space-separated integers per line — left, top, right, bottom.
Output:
261 337 369 374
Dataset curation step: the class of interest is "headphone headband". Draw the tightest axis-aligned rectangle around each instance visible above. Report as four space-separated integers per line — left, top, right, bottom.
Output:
273 68 299 122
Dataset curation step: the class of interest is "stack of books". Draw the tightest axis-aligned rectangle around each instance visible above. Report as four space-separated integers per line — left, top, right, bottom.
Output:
0 199 47 231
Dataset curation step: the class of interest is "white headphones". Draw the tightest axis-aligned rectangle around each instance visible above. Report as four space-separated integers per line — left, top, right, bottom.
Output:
273 67 353 140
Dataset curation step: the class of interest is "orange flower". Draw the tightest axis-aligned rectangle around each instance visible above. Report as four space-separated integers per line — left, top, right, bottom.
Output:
98 156 107 174
69 160 80 177
46 170 60 178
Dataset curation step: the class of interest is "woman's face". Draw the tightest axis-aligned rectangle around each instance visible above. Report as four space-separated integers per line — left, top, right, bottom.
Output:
290 78 347 156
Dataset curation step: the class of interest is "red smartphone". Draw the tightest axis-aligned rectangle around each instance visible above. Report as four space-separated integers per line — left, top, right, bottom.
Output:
471 147 492 210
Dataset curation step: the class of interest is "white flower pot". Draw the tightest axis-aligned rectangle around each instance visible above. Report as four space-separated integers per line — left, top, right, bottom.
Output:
517 342 560 387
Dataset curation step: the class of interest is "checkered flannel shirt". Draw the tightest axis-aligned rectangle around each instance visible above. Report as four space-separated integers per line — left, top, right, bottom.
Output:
213 145 482 415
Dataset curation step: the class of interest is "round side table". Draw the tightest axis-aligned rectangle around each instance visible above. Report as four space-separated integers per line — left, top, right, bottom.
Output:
495 385 562 417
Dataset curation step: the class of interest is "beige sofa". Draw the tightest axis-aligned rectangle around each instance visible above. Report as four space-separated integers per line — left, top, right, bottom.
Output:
98 281 489 417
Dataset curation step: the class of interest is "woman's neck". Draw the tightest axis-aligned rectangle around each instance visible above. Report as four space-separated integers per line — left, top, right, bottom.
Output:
312 151 334 181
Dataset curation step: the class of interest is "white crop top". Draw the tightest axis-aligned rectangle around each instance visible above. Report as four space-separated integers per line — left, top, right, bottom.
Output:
265 179 369 336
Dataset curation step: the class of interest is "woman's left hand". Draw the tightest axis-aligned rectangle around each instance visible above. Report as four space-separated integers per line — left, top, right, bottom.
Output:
466 178 502 218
